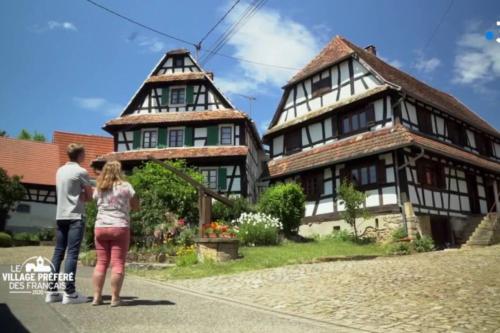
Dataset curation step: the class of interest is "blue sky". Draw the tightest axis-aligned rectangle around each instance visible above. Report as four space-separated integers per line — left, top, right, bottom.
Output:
1 0 499 140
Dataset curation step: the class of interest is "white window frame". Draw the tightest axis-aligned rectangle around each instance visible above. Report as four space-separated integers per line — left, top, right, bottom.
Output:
141 128 158 149
219 124 234 145
169 85 187 107
200 168 218 190
167 127 185 148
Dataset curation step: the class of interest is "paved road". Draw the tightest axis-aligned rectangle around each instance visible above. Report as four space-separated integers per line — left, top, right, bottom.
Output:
0 264 355 333
169 246 500 333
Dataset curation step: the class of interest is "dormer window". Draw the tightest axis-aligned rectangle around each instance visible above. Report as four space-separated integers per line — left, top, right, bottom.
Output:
173 55 184 68
170 87 186 106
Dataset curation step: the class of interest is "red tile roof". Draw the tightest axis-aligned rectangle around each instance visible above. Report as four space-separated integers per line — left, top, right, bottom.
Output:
104 109 248 128
92 146 249 165
0 137 60 186
52 131 114 178
267 125 500 178
284 36 499 137
146 72 207 83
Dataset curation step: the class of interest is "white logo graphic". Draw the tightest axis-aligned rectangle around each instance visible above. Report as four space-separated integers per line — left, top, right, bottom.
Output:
1 256 73 295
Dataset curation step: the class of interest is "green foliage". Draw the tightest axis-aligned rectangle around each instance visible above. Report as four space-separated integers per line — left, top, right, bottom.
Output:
0 130 7 137
32 132 46 142
328 229 355 242
337 180 368 239
0 232 13 247
175 246 198 267
177 228 196 247
233 212 282 246
17 129 32 140
212 196 255 224
391 227 408 242
83 201 97 250
37 228 55 241
79 250 97 266
413 234 435 253
13 232 38 241
385 241 412 255
128 161 203 243
0 167 26 231
257 182 305 236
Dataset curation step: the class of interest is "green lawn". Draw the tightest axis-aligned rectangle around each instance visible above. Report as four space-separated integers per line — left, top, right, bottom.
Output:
129 239 385 280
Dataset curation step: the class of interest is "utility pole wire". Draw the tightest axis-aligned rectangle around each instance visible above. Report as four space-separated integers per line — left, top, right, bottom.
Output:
198 0 241 47
83 0 299 71
422 0 454 53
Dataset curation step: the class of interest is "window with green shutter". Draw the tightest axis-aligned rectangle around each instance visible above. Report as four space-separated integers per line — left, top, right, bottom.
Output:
158 128 168 148
186 86 194 104
160 87 169 106
133 130 141 149
207 125 219 145
218 168 227 190
184 127 194 146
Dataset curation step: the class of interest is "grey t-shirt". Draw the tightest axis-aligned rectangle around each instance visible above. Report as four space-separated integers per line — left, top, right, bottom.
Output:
56 162 91 220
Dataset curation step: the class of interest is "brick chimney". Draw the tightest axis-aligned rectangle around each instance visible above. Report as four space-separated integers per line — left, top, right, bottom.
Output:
364 45 377 55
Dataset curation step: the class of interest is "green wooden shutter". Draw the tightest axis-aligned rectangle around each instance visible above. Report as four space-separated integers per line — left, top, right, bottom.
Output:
186 86 194 104
184 127 193 146
207 125 219 145
218 168 227 190
161 87 169 106
133 130 141 149
158 128 167 148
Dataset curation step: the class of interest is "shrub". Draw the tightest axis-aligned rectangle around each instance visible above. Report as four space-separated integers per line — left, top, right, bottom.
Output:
337 180 369 240
79 250 96 266
385 241 412 255
37 228 55 242
212 196 255 224
128 161 203 244
0 167 26 231
232 212 282 246
177 228 196 247
83 201 97 250
13 232 36 241
329 229 354 242
257 183 305 236
391 227 408 242
413 235 435 253
0 232 13 247
176 245 198 267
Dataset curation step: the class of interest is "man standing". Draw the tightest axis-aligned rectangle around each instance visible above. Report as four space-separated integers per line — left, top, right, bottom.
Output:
46 143 92 304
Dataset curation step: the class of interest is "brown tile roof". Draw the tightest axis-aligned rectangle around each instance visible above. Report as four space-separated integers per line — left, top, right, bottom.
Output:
284 36 499 137
92 146 249 165
53 131 114 178
146 72 206 82
0 137 60 186
267 125 500 178
104 109 248 128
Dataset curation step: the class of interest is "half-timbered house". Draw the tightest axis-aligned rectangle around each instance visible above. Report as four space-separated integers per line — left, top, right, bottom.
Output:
263 36 500 246
92 49 265 202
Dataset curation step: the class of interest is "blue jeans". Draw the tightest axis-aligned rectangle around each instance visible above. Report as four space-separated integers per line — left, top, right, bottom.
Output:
48 219 85 294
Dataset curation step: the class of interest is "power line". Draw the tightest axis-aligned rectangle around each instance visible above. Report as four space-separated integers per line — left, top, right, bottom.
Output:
422 0 454 53
83 0 299 71
197 0 241 47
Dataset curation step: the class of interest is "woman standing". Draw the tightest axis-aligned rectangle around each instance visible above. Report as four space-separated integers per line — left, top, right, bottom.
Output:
92 161 138 306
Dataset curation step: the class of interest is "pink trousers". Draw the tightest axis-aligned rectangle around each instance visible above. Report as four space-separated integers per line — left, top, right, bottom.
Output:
94 227 130 275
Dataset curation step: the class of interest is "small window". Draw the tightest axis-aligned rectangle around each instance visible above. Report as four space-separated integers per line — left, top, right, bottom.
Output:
284 129 302 155
301 171 323 201
340 160 383 189
416 106 433 134
416 159 445 189
142 130 158 148
474 133 493 157
311 76 331 97
350 164 378 186
333 226 341 231
340 104 374 135
173 56 184 68
220 126 233 145
168 128 184 147
16 203 30 213
447 120 465 146
170 87 186 105
201 169 217 190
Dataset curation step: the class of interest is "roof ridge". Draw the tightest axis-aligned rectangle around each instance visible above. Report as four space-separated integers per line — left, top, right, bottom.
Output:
52 131 112 139
0 136 59 147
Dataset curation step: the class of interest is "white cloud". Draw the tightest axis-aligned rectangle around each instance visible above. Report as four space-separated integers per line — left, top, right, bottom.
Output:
380 56 404 69
73 97 122 116
414 56 441 73
212 2 321 94
126 33 166 53
31 21 78 33
452 24 500 86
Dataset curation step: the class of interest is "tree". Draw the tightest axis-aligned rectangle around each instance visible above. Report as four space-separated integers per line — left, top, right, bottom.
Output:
0 168 26 231
0 130 7 137
17 129 32 140
258 182 305 236
337 180 369 240
127 160 203 243
33 132 46 142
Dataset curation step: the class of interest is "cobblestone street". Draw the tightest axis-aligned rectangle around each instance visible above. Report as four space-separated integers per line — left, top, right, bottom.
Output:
170 245 500 333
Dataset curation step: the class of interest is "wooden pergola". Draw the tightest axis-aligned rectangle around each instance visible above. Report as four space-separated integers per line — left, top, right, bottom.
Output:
148 157 233 237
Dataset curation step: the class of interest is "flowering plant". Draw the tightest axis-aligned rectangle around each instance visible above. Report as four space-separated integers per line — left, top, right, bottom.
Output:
231 212 282 246
201 221 238 238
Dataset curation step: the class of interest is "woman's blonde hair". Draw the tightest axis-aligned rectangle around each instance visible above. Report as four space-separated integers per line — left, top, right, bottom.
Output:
96 161 124 192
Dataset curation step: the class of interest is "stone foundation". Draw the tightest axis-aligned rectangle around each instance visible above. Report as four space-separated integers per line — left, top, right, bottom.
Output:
195 238 239 262
299 213 404 242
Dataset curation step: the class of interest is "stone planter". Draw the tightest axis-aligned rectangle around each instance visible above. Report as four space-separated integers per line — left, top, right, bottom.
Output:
195 238 239 262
